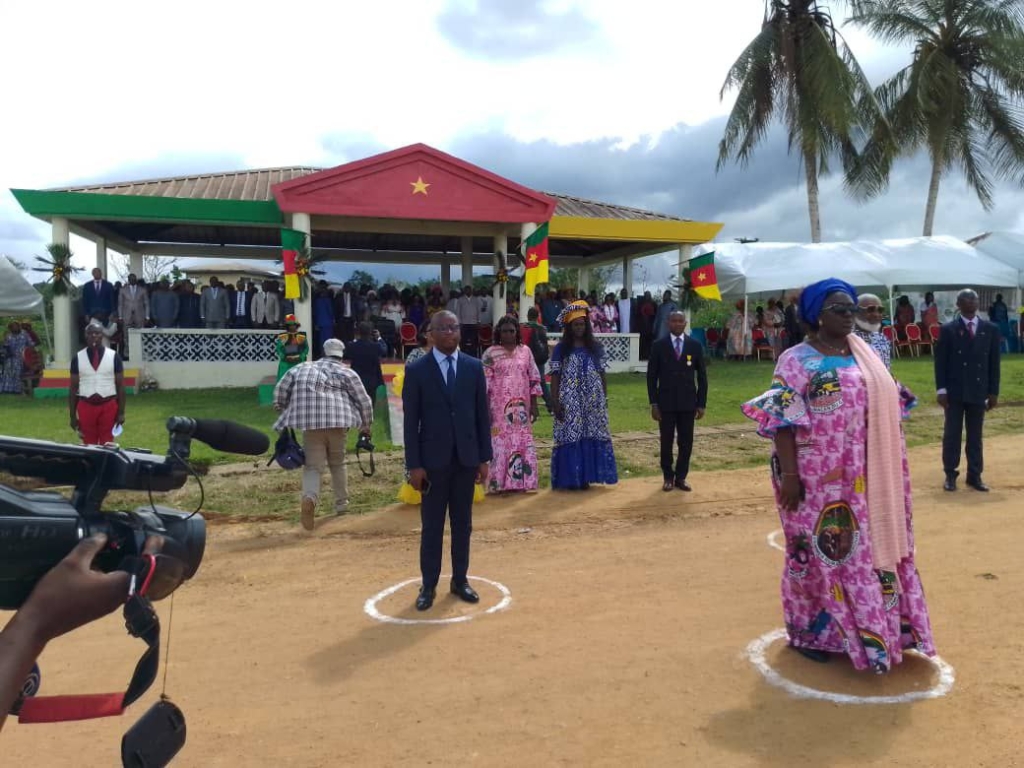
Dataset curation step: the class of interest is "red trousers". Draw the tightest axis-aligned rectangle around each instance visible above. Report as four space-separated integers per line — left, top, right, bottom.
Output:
77 398 118 445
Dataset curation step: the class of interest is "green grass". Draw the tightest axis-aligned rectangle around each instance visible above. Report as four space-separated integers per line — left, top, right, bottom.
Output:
3 357 1023 457
0 388 394 465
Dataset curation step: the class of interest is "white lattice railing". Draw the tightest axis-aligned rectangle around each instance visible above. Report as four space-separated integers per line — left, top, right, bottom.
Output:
129 329 280 390
137 329 280 362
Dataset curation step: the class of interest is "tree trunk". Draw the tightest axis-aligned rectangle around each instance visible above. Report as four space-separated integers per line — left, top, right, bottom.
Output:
922 158 942 236
803 150 822 243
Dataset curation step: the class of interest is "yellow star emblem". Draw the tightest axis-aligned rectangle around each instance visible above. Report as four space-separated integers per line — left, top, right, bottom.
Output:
696 271 706 282
410 176 430 195
527 251 538 265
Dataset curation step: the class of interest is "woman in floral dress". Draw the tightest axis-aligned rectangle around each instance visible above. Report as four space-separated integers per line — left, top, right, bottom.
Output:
550 301 618 490
482 315 542 493
742 278 935 673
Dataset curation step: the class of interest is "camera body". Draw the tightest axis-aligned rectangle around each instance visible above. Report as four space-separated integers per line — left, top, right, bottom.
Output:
356 432 375 453
0 423 209 611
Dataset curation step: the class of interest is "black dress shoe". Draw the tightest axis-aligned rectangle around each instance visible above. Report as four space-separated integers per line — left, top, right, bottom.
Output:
943 476 957 492
450 581 480 603
675 479 692 492
966 477 990 492
416 586 436 611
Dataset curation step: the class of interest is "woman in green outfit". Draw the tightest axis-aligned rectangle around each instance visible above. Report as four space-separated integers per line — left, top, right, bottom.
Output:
276 314 309 380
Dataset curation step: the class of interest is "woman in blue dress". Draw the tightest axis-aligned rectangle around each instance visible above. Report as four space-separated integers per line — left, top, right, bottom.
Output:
549 301 618 490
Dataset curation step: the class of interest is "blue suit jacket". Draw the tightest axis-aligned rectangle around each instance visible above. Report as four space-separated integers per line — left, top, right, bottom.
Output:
934 317 1001 404
403 352 492 471
82 280 115 317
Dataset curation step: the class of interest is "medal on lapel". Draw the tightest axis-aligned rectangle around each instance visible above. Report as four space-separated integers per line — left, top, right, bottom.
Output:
686 354 692 367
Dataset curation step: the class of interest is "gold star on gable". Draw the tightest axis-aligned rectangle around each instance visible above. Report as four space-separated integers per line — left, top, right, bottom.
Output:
410 176 430 195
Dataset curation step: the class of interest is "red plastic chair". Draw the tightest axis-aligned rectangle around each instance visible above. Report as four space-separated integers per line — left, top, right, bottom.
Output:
881 325 899 357
705 327 721 357
751 327 776 361
478 324 493 349
399 321 418 359
902 323 922 357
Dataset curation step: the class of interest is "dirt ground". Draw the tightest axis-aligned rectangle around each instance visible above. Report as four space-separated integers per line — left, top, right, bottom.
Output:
5 434 1024 767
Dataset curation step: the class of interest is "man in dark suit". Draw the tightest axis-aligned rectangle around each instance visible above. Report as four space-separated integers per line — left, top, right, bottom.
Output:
935 289 1001 492
81 268 115 325
647 310 707 492
403 310 492 611
230 278 254 328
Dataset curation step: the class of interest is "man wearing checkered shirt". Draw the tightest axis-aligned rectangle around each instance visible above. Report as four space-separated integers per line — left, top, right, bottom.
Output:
273 338 373 530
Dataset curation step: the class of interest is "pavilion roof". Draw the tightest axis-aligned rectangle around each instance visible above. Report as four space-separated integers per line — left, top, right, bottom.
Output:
48 167 690 224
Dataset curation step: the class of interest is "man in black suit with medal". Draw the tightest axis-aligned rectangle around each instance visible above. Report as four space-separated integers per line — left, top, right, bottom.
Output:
403 310 492 611
647 310 708 492
935 289 1001 492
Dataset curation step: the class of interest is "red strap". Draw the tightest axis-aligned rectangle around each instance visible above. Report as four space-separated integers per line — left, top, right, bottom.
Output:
19 693 125 723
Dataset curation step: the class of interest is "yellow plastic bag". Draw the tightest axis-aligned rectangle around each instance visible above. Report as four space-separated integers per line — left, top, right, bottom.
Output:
397 481 485 504
397 481 421 505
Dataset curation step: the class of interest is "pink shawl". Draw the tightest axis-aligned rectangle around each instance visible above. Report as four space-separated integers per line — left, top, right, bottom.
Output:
848 333 909 574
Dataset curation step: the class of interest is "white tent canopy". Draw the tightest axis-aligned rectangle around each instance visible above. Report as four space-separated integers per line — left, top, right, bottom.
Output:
0 256 45 315
694 236 1019 298
969 231 1024 286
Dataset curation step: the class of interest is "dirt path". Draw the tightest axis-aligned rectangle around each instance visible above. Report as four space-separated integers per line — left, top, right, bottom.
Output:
5 435 1024 766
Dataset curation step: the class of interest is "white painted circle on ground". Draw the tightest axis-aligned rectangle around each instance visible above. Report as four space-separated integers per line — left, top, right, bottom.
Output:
746 628 956 704
767 529 785 552
364 575 512 626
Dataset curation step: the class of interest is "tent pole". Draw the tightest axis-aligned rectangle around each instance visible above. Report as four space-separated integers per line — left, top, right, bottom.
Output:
742 293 749 360
888 286 895 325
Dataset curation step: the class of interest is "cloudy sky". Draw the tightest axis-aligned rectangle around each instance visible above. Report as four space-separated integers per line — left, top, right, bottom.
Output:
2 0 1022 288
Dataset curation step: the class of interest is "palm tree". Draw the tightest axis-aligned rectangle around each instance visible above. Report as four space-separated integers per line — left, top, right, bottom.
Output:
718 0 879 242
848 0 1024 235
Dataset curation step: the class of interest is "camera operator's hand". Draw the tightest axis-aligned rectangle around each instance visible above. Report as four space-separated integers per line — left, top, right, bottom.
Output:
359 426 372 438
0 535 137 730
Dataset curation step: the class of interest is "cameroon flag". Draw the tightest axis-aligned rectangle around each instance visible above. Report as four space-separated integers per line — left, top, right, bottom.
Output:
281 228 305 300
522 222 549 297
689 251 721 301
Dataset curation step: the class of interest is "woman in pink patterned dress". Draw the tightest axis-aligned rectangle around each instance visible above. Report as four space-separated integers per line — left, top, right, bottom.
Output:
482 315 543 494
742 278 935 673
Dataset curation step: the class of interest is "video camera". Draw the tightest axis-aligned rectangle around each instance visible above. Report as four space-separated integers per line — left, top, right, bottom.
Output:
0 417 268 610
1 417 269 765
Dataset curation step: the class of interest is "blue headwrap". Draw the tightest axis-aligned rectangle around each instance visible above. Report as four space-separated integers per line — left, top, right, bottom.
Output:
799 278 858 325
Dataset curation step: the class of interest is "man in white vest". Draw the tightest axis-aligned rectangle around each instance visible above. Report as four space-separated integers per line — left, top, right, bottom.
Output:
68 322 126 445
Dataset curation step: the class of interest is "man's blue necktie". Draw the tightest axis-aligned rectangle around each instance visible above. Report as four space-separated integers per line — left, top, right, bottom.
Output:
445 355 456 396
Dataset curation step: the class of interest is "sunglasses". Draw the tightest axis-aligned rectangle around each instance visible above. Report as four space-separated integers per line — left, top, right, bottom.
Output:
860 305 884 313
822 304 862 316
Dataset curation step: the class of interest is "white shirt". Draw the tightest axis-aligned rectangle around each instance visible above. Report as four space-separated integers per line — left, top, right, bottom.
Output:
962 316 977 334
618 298 631 333
670 333 686 354
432 346 460 382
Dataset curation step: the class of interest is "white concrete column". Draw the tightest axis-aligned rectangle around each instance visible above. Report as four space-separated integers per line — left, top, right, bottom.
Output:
128 250 144 279
440 260 451 295
578 266 590 295
679 244 694 325
492 233 508 324
622 255 634 296
291 213 313 334
460 236 473 288
95 237 109 278
51 217 73 366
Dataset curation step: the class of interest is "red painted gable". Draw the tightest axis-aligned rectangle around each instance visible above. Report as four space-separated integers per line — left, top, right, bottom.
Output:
271 143 556 224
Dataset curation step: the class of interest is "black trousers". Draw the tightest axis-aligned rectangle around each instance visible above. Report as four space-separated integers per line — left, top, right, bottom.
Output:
659 409 696 482
420 462 476 589
942 400 987 479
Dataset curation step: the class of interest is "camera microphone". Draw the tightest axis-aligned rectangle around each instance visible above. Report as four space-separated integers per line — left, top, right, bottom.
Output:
166 417 270 456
